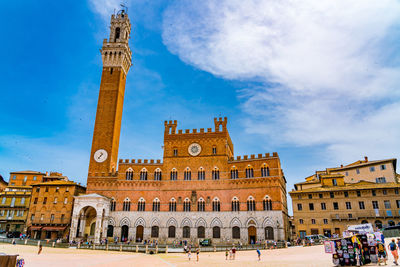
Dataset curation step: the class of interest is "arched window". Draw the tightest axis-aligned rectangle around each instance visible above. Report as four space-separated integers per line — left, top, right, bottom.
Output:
261 164 270 177
184 168 191 181
122 198 131 211
151 226 159 238
169 198 176 212
232 197 240 211
152 198 160 212
168 226 176 238
375 220 382 229
126 168 133 180
137 198 145 211
183 226 190 238
230 167 239 179
197 226 205 238
183 198 191 212
198 198 205 212
246 166 254 178
361 220 368 224
232 226 240 239
212 146 217 155
263 196 272 211
213 226 221 238
198 167 205 180
212 198 220 212
247 196 256 211
154 168 162 181
388 220 395 226
212 167 220 180
140 168 148 180
170 169 178 180
115 27 120 41
110 198 116 211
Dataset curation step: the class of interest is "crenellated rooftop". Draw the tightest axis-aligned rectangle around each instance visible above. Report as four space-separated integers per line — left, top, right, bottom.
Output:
118 159 162 165
164 117 228 136
229 152 279 162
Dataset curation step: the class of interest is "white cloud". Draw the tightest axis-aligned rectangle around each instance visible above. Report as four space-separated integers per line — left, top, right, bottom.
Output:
162 0 400 162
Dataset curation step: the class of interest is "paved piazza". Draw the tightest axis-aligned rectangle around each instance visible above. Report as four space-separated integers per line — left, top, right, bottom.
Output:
0 244 333 266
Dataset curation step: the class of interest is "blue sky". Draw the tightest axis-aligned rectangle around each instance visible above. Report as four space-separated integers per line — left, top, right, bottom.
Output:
1 0 400 213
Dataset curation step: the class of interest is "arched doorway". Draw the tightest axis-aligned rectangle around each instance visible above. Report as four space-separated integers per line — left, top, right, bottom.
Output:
136 225 144 242
213 226 221 238
248 226 256 244
375 220 383 229
197 226 205 238
388 220 395 226
265 226 274 240
361 220 368 224
121 225 129 242
107 225 114 237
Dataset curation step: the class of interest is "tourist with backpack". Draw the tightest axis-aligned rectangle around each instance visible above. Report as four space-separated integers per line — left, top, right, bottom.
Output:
388 239 399 265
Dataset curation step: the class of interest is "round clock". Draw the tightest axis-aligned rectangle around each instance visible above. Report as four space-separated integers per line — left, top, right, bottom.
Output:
188 143 201 156
94 149 108 163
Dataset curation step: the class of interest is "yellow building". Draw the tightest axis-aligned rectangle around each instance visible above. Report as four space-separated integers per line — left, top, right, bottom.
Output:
0 186 32 233
289 157 399 238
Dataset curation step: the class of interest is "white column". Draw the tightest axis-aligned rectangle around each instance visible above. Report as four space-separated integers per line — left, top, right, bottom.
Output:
69 214 79 241
79 215 86 237
94 216 102 244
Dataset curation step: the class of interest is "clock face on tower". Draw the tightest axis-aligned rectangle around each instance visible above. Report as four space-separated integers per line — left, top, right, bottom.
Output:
188 143 201 156
94 149 108 163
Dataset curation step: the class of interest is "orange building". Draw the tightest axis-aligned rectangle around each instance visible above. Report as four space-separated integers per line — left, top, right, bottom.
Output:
26 180 86 240
0 175 8 192
69 10 288 244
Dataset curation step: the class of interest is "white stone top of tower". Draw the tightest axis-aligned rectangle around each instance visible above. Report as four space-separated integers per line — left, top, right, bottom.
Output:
100 10 132 75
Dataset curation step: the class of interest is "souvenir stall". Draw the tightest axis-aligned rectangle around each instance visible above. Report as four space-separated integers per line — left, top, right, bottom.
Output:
324 234 378 266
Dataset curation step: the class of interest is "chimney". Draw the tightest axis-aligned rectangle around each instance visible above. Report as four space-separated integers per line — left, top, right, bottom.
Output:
340 165 343 168
364 156 368 162
45 171 48 176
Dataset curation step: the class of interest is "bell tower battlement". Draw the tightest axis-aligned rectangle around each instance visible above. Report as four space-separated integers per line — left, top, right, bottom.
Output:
101 10 132 75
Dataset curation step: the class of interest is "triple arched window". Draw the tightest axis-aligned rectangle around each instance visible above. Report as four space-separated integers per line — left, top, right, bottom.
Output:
154 169 162 181
261 164 270 177
184 168 191 180
170 169 178 180
230 167 239 179
232 197 240 211
137 198 145 211
263 196 272 210
212 198 221 212
212 167 220 180
245 166 254 178
247 196 256 211
183 198 191 212
198 168 205 180
140 169 148 180
169 198 177 212
198 198 205 212
122 198 131 211
152 198 160 212
126 168 133 180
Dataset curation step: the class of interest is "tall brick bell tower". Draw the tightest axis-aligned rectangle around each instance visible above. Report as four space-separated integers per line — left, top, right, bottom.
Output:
88 10 132 177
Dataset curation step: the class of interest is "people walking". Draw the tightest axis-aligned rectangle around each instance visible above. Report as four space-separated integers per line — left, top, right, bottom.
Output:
376 240 387 266
38 244 43 255
225 248 229 260
232 246 236 260
256 248 261 261
388 239 399 265
187 249 191 261
196 247 199 262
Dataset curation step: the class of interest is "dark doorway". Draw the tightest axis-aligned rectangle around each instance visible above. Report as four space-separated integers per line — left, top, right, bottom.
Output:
151 226 159 238
121 225 129 242
107 225 114 237
168 226 175 238
197 226 205 238
136 225 144 242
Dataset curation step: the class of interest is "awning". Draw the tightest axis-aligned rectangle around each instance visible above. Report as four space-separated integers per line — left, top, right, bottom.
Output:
30 226 43 231
42 226 67 232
